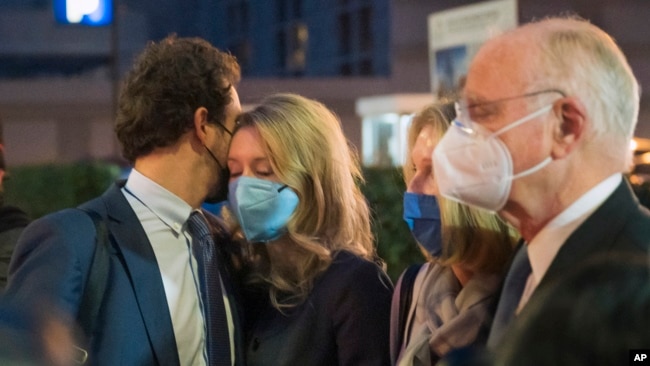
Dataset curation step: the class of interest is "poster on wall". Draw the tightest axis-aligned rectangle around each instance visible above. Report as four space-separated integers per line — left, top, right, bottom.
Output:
427 0 518 97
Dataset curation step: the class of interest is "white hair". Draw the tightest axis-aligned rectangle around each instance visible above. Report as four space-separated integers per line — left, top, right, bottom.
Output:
528 17 640 157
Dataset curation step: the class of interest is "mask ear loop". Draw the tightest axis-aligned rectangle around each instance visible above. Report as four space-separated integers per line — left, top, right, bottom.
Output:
510 157 552 180
451 104 552 181
487 104 555 181
204 145 225 170
491 104 554 138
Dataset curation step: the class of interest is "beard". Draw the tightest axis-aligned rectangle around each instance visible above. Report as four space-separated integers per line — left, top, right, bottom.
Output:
204 165 229 204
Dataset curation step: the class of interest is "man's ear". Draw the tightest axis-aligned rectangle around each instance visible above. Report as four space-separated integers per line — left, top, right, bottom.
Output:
193 107 210 144
551 97 587 159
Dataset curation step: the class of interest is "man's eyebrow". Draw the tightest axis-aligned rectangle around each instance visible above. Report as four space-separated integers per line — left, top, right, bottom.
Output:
462 92 490 106
466 98 499 111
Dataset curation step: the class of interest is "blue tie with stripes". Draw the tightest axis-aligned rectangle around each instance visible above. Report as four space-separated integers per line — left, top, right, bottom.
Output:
187 211 231 366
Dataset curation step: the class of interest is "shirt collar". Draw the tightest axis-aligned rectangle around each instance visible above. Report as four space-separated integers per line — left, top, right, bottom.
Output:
124 168 193 234
527 173 622 284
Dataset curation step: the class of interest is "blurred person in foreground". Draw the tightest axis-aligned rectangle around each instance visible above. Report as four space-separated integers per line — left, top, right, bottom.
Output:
0 119 30 290
390 102 517 365
225 93 393 365
432 15 650 350
0 298 75 366
5 35 243 365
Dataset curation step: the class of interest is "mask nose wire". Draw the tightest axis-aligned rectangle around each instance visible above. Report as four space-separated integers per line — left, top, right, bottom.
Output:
277 185 288 192
452 120 475 135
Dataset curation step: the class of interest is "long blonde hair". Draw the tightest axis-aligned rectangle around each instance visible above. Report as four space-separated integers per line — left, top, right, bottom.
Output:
404 102 517 274
230 93 375 309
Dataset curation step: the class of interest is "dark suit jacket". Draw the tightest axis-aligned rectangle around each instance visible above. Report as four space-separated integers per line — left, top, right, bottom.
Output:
243 251 393 366
532 179 650 296
5 182 243 365
490 179 650 342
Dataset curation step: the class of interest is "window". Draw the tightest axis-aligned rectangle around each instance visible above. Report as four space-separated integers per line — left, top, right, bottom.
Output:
359 6 373 52
361 113 412 167
222 0 251 72
335 0 386 76
338 13 351 55
274 0 308 76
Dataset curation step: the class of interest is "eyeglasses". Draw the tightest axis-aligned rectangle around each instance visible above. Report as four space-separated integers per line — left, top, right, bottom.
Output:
458 89 566 111
453 89 566 136
454 89 566 127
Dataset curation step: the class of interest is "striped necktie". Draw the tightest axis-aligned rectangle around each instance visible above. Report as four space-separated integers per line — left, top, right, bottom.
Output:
187 211 231 366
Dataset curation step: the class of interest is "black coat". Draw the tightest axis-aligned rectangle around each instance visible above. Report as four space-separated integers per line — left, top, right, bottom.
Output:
244 250 393 366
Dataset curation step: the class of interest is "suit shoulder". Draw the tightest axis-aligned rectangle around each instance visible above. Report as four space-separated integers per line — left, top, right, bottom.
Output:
29 208 94 232
619 205 650 250
14 208 98 262
6 208 98 316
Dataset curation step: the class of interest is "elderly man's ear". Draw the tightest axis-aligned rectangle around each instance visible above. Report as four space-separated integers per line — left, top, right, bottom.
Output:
551 97 587 159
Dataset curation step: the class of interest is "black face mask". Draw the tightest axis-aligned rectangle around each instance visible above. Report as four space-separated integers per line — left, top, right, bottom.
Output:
203 121 234 204
203 145 229 204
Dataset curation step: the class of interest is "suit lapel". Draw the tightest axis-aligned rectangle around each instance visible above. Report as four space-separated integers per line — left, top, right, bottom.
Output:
535 180 636 293
101 183 181 366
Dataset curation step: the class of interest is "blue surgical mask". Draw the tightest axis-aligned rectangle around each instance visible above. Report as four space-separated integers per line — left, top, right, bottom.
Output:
403 192 442 257
228 176 299 243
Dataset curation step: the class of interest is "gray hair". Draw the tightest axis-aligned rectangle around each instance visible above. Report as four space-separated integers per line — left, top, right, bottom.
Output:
529 17 639 154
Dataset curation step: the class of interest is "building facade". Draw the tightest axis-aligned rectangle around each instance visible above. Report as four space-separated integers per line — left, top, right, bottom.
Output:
0 0 649 167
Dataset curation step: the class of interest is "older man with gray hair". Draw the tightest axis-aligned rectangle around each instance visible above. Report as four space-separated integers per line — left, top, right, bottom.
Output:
432 15 650 350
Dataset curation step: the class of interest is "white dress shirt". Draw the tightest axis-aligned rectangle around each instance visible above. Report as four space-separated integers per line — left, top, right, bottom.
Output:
516 173 622 313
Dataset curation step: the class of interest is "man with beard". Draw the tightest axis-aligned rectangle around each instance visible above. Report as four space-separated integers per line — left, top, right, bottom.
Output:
5 36 243 366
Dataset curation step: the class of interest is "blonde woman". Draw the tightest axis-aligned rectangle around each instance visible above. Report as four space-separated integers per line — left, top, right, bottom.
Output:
226 93 392 366
390 102 518 365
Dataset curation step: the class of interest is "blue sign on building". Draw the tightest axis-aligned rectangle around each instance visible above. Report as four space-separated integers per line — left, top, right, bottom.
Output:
53 0 113 26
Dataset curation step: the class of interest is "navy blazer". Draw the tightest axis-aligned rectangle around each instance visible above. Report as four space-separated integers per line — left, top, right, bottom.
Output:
5 182 244 365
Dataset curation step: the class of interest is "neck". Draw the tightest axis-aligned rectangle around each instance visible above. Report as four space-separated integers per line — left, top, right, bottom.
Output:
133 145 208 209
501 161 620 242
451 264 473 287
